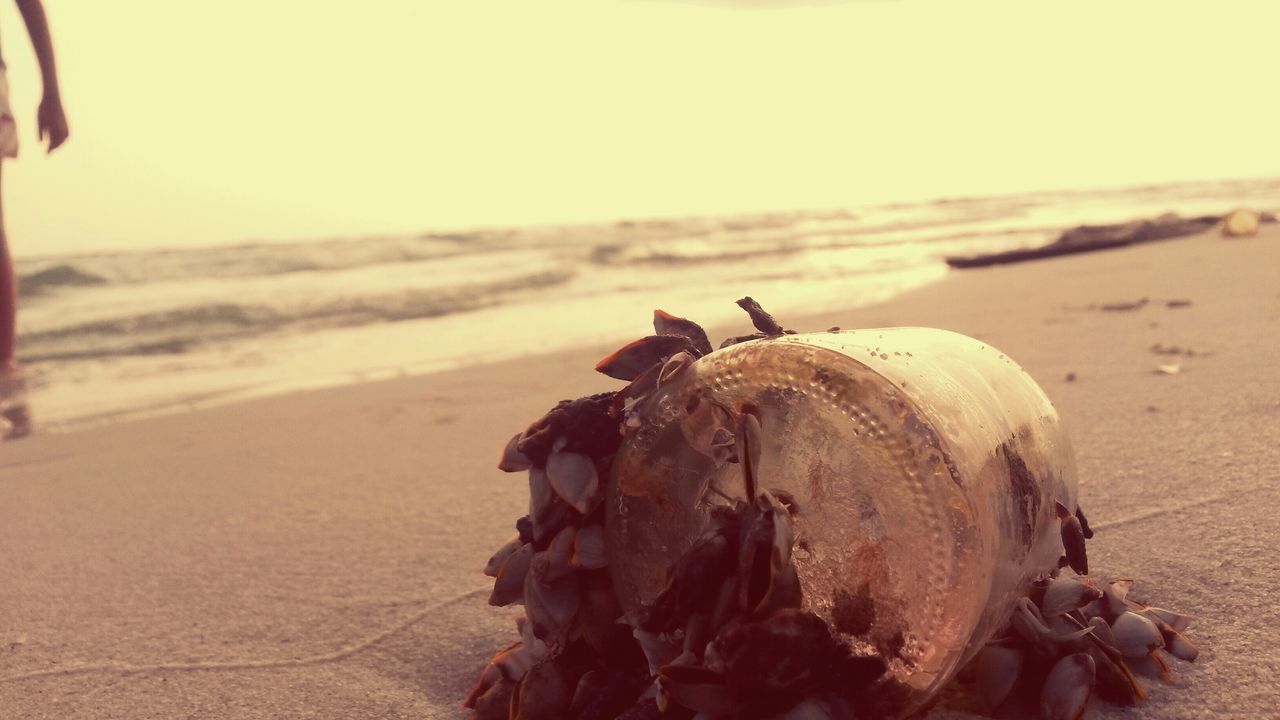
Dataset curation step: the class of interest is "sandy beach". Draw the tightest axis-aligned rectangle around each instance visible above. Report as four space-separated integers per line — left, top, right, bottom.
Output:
2 226 1278 719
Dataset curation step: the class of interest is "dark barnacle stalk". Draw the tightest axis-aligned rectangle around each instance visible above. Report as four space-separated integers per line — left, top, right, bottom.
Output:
467 298 1200 720
719 296 796 349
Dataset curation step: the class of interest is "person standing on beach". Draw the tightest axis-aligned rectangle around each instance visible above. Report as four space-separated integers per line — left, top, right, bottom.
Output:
0 0 69 438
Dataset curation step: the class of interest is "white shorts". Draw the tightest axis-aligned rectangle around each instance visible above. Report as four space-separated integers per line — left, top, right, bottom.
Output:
0 70 17 158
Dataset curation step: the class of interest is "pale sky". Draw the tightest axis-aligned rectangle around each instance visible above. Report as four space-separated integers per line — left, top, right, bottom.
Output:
2 0 1276 257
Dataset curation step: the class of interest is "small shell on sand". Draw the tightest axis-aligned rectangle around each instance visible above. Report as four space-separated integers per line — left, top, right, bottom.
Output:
1221 208 1261 238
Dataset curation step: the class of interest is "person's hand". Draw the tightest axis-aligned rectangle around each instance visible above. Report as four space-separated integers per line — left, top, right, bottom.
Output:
37 92 68 152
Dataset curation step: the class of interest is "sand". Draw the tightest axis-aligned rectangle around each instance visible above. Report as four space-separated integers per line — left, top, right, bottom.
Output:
2 227 1278 719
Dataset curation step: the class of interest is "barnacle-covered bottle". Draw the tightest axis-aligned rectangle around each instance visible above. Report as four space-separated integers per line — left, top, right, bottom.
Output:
607 328 1077 717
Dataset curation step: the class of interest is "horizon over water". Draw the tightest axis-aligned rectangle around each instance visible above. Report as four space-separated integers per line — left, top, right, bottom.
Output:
11 177 1279 432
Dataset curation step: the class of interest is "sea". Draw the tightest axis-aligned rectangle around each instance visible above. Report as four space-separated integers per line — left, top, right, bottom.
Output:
11 178 1279 431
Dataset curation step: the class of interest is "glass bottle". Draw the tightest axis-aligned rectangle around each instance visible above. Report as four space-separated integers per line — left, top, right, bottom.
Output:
606 328 1077 717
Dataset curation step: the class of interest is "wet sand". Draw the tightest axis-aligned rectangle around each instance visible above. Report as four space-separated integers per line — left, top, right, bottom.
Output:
2 227 1278 719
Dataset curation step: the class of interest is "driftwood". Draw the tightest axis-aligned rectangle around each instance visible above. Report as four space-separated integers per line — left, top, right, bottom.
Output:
945 213 1269 269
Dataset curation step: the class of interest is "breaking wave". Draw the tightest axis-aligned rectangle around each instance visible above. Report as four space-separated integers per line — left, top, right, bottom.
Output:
19 268 575 362
17 264 110 297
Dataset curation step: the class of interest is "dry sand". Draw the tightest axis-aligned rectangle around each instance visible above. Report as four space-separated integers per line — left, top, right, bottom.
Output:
2 227 1278 719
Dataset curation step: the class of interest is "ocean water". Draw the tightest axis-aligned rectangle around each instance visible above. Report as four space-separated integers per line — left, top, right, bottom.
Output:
11 178 1279 430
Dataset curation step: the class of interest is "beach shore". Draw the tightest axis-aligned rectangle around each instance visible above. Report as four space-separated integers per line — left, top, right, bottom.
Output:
2 226 1278 719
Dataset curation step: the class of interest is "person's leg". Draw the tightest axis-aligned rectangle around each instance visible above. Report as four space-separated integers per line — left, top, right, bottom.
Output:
0 160 29 439
0 162 16 370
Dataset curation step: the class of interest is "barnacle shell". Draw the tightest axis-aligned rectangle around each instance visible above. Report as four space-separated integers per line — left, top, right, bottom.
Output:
1041 575 1102 618
524 552 581 644
1100 579 1133 620
1111 611 1165 658
484 535 523 578
1143 606 1193 633
571 525 608 570
545 526 578 583
974 644 1023 713
1040 653 1096 720
546 452 601 515
1162 629 1200 663
489 543 534 607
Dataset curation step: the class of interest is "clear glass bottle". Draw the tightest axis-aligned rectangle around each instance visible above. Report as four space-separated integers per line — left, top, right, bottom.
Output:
606 328 1077 717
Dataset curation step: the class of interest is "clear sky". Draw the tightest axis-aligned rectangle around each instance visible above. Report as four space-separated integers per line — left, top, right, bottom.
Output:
2 0 1276 257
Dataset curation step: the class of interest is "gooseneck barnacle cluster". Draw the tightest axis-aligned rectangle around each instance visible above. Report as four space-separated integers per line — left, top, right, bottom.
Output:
465 300 1198 720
